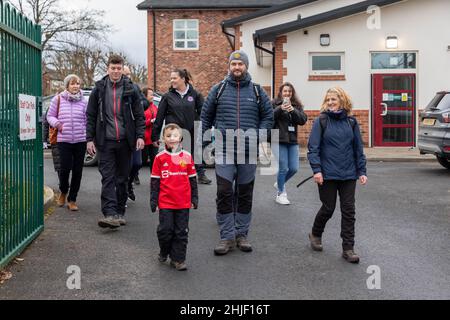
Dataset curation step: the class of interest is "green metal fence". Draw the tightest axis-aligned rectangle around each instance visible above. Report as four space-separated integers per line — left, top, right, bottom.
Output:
0 0 43 268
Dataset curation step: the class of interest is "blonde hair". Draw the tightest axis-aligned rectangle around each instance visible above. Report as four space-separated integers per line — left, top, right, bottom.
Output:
320 87 353 115
163 123 183 137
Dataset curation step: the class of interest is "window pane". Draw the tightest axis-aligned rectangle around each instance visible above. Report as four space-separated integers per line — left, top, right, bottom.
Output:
187 30 198 40
383 110 413 125
383 76 413 90
174 20 185 29
187 20 198 29
371 53 416 69
174 31 186 40
175 41 185 49
187 41 198 49
312 56 341 71
383 127 412 143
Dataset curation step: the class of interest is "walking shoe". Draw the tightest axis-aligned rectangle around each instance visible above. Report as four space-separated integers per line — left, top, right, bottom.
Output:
308 233 323 251
342 250 360 264
214 240 236 255
275 193 290 205
57 193 67 207
67 202 79 211
134 176 140 185
128 186 136 201
115 215 127 226
170 261 187 271
158 253 168 263
98 216 121 229
197 174 212 185
236 235 253 252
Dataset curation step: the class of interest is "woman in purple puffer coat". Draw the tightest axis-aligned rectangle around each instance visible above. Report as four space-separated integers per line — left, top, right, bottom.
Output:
47 74 88 211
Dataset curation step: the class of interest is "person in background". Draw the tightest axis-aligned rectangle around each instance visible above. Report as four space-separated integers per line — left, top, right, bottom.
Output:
272 82 307 205
142 87 159 171
151 68 212 185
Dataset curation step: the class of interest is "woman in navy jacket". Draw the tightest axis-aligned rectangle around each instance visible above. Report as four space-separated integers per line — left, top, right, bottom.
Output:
307 87 367 263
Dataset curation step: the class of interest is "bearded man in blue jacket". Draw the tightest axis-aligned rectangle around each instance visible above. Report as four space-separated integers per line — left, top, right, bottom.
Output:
201 50 274 255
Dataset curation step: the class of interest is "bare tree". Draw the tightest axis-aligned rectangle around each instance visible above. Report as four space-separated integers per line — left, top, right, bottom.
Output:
9 0 111 53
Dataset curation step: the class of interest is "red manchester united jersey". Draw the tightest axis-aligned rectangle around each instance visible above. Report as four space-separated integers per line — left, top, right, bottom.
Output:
151 150 197 209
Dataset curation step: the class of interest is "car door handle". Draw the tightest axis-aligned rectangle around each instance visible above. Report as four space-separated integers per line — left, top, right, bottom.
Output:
380 103 388 116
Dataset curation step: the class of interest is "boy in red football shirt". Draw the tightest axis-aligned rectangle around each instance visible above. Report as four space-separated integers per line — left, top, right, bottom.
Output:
150 123 198 271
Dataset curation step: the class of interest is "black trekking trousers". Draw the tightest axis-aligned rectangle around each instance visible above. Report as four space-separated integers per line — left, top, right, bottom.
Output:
312 180 357 251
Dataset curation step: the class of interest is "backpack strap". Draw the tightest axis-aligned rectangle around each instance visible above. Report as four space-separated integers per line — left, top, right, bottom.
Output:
253 83 261 105
215 80 227 105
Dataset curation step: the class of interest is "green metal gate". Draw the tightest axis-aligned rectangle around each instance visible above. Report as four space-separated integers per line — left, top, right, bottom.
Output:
0 0 43 268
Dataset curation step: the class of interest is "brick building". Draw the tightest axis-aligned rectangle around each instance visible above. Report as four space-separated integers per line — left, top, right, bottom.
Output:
137 0 292 96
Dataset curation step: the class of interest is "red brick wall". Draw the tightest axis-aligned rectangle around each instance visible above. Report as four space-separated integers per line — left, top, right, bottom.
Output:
297 110 370 147
147 10 254 97
274 36 288 92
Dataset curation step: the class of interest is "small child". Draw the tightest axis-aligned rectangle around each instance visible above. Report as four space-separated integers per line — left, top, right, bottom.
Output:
150 123 198 271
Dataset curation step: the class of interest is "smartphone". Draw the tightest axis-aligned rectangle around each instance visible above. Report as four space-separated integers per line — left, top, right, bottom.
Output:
283 97 290 106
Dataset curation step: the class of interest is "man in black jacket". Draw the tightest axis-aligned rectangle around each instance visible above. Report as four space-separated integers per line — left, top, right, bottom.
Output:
86 54 145 229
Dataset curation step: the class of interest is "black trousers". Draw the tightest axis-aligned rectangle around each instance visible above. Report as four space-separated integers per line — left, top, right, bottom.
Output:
142 145 159 169
98 140 132 217
312 180 357 251
57 142 86 202
157 209 189 262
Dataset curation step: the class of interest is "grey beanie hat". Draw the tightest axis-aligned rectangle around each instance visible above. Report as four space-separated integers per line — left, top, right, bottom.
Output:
63 74 80 89
229 50 249 68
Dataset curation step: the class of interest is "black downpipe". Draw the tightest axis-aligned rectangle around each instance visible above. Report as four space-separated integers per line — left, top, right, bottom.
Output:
221 23 236 51
152 10 157 90
253 35 275 99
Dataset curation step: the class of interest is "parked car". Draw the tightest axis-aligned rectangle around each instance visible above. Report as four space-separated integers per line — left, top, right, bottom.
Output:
83 91 162 166
418 91 450 169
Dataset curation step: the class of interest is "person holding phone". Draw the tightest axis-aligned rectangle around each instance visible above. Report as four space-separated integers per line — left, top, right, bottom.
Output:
272 82 307 205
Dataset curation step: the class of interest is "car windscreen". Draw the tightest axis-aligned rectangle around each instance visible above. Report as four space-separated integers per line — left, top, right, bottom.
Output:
426 93 450 111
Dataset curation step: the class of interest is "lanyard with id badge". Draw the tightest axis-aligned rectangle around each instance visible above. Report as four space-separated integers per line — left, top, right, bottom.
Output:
283 97 296 133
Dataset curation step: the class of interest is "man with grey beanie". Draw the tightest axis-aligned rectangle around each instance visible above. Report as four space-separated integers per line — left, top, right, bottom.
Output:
201 50 273 255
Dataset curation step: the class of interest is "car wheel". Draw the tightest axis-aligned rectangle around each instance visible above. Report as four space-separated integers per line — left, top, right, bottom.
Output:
84 151 98 167
436 155 450 169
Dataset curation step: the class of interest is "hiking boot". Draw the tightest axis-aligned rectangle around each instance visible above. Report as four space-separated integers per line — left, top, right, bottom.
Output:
98 216 121 229
134 176 140 185
309 233 323 252
67 202 79 211
342 250 360 264
197 174 212 185
128 186 136 201
57 193 67 207
158 253 168 263
214 240 236 256
115 215 127 226
170 261 187 271
236 235 253 252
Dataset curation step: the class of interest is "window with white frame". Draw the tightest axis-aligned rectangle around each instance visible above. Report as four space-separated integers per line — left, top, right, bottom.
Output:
173 19 199 50
309 52 345 75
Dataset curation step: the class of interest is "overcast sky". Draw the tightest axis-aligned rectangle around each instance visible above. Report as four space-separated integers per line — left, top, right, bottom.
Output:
61 0 148 65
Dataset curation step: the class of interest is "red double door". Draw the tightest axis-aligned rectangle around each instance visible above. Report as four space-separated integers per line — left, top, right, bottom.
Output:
372 74 415 147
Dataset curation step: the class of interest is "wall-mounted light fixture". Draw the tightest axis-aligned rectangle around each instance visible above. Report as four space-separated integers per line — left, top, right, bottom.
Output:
320 34 330 46
386 36 398 49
